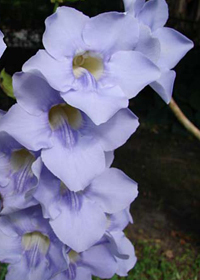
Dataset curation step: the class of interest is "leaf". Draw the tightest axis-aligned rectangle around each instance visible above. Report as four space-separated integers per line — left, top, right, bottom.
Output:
0 69 15 99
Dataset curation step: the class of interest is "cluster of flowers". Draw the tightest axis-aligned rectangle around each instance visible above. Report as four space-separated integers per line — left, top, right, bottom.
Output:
0 0 193 279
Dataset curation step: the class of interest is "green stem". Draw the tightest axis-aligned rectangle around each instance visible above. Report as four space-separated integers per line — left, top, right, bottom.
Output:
169 98 200 141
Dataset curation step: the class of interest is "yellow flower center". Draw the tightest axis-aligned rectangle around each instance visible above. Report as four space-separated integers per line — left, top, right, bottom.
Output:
10 149 35 171
49 103 82 130
73 51 104 80
22 231 50 255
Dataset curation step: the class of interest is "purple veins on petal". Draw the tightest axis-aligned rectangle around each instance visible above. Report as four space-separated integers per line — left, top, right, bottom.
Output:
0 206 67 279
60 183 83 212
10 149 36 194
34 165 137 252
0 132 39 214
48 103 82 147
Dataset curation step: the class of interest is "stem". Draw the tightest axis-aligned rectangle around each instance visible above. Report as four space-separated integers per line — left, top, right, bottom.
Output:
169 97 200 141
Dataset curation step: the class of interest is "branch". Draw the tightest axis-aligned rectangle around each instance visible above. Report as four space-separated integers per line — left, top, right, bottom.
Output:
169 98 200 141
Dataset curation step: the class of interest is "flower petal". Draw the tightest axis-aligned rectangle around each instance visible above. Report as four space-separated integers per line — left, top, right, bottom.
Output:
108 50 160 99
54 267 92 280
1 186 38 215
0 109 6 119
85 168 138 214
43 7 89 59
0 132 22 187
0 104 52 151
42 133 106 192
0 222 21 264
150 69 176 103
81 244 117 278
61 84 128 126
13 72 62 116
94 108 139 151
83 12 139 56
135 24 161 64
139 0 168 32
108 208 133 232
23 50 74 92
123 0 145 15
154 27 194 69
50 195 107 252
108 231 137 276
105 151 114 168
0 31 6 58
33 165 62 220
6 257 51 280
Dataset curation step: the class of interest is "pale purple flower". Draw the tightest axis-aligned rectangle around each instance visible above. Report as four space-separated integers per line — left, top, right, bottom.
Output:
0 206 67 280
124 0 194 103
33 164 138 252
53 208 136 280
0 72 139 192
0 31 6 58
0 131 41 214
22 6 160 125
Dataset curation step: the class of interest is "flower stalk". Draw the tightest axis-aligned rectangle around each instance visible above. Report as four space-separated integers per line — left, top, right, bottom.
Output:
169 98 200 141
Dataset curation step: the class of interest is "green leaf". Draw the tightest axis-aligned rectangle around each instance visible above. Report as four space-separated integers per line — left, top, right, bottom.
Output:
0 69 15 99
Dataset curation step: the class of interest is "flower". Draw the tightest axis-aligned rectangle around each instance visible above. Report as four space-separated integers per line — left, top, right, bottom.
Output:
53 208 136 280
0 131 41 214
0 206 67 280
0 31 6 58
124 0 194 103
0 72 139 191
22 6 160 125
33 165 138 252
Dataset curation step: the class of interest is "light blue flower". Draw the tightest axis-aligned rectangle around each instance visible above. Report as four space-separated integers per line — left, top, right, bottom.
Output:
0 132 40 214
33 165 138 252
53 208 137 280
0 206 67 280
22 6 160 125
0 72 139 192
124 0 194 103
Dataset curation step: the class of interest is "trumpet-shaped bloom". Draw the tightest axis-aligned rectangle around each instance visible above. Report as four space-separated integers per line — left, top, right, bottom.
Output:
124 0 194 103
57 230 136 279
0 31 6 58
0 206 67 280
22 6 160 124
33 165 138 252
0 132 40 214
0 72 139 191
53 211 136 280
